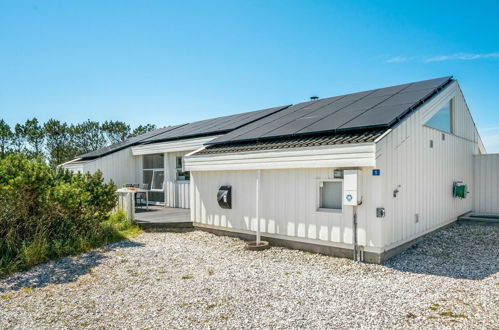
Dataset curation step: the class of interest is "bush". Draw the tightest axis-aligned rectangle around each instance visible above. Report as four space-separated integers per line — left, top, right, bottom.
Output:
0 154 138 276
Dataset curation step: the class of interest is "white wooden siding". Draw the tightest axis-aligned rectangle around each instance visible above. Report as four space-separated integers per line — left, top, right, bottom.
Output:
164 151 190 208
185 144 376 171
375 81 480 250
63 147 140 188
473 154 499 214
191 167 384 252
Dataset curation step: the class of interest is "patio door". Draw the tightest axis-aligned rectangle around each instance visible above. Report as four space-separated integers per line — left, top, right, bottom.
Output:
143 154 165 204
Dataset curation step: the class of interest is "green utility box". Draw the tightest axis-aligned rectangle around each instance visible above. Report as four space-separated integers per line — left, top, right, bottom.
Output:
453 182 468 199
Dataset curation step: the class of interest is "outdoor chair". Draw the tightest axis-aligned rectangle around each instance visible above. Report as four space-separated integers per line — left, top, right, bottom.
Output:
136 183 149 208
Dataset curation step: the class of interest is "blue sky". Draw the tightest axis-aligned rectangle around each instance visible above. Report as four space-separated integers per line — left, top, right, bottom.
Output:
1 0 499 151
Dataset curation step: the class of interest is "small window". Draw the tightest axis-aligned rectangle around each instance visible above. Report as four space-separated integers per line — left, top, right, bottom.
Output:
319 181 342 211
425 100 453 133
176 156 190 181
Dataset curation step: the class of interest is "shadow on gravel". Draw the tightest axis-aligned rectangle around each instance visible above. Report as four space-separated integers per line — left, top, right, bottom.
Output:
384 223 499 280
0 240 144 293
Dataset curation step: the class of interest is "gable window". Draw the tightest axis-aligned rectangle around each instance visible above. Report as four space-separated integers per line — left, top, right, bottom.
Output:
176 156 190 181
318 180 342 211
425 100 453 133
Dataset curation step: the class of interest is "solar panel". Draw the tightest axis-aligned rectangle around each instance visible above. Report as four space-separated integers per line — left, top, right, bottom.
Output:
207 76 452 145
141 105 290 144
78 124 185 160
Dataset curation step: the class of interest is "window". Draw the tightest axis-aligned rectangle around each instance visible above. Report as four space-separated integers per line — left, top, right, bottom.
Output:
143 154 165 193
176 156 190 181
319 180 342 211
425 100 453 133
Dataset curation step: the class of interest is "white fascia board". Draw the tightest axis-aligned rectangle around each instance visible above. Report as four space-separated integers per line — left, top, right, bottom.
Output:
184 143 376 171
58 157 83 167
131 135 220 156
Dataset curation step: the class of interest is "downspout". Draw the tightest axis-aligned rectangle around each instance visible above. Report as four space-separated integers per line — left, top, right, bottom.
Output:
353 205 358 260
256 169 261 245
244 169 269 250
353 205 364 261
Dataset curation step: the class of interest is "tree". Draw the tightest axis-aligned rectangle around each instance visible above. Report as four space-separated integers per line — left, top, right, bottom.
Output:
0 120 13 158
71 120 106 155
101 120 131 144
12 123 26 154
23 118 45 158
44 119 72 167
131 124 157 137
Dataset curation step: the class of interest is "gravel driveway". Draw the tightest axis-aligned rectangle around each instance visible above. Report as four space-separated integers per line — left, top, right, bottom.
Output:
1 223 498 329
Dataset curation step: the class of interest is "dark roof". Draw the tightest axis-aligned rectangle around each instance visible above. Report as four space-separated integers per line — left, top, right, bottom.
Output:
197 129 385 155
78 125 184 160
76 104 290 161
140 105 290 144
207 76 453 146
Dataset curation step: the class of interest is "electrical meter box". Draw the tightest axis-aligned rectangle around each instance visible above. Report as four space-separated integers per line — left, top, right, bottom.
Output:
343 170 362 206
217 185 232 209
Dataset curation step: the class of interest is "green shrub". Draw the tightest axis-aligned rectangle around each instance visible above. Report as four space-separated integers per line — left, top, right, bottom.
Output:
0 154 139 276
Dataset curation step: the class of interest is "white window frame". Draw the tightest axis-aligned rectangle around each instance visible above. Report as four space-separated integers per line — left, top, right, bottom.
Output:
424 98 454 134
143 168 165 192
316 179 343 214
175 156 190 181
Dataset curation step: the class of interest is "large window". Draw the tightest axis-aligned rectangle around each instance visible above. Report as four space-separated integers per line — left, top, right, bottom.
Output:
318 180 342 211
425 100 453 133
143 154 164 203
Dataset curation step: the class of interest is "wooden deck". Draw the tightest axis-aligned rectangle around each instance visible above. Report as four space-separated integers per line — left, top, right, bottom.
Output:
134 206 191 225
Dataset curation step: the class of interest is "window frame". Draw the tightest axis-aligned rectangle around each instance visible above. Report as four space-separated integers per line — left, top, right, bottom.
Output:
175 156 190 181
143 154 165 192
424 98 454 134
316 179 343 214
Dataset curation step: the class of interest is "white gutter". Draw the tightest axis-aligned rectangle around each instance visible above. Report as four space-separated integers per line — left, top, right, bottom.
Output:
373 129 392 143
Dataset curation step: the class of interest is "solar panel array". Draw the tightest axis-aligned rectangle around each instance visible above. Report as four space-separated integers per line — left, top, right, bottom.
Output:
78 125 185 159
207 76 452 145
78 104 289 160
141 105 290 143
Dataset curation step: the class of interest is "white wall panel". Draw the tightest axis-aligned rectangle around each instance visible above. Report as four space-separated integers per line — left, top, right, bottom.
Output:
191 167 383 251
375 81 480 250
63 147 139 188
473 154 499 214
164 151 190 208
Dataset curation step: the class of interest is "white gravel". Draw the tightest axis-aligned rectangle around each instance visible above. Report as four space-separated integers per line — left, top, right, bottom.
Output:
1 223 498 329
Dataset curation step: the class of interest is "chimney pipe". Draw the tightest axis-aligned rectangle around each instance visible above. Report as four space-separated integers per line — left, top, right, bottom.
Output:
310 96 319 101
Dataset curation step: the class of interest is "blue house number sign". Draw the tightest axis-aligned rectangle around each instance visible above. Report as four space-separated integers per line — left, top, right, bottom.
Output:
372 169 381 176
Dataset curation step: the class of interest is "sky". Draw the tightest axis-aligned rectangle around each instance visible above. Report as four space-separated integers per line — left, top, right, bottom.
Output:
1 0 499 151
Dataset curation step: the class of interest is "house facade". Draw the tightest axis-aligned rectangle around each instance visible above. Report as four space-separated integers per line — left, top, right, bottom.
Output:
63 76 493 262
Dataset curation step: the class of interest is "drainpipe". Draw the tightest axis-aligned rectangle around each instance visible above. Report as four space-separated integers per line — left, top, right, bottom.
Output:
256 169 261 245
353 205 358 260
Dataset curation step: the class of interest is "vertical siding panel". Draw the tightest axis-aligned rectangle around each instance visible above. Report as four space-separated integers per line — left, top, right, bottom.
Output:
473 154 499 214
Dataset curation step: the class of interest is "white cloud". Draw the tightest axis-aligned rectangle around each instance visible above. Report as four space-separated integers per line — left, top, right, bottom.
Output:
386 52 499 63
424 52 499 62
385 56 417 63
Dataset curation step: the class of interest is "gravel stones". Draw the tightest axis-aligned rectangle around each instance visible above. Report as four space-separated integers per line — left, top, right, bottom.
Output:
0 223 497 329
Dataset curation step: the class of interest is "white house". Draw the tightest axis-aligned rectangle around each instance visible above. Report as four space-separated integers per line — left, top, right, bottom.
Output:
63 76 497 262
61 105 289 208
